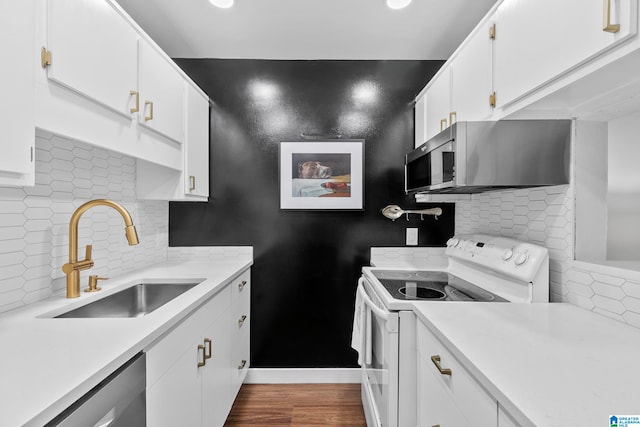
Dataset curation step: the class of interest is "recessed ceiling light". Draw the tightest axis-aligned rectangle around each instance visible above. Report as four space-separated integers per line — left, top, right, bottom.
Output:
386 0 412 9
209 0 234 9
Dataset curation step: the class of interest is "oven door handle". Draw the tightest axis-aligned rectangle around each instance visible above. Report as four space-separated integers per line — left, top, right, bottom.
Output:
358 277 390 322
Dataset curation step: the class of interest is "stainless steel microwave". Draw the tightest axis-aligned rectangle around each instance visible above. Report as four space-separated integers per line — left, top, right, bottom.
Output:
405 120 572 194
405 126 455 194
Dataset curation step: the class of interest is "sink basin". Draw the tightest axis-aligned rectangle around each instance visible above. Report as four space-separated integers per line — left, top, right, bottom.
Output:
55 282 200 318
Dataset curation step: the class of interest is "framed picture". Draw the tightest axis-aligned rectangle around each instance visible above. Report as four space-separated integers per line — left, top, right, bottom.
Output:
279 140 364 210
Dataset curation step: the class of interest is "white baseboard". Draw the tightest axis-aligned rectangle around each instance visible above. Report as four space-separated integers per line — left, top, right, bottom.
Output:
244 368 361 384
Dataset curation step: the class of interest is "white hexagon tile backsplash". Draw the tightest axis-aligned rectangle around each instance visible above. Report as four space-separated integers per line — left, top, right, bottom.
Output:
456 185 640 329
0 130 168 313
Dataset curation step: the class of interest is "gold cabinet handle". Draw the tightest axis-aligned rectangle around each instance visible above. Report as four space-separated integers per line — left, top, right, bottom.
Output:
489 91 497 108
189 175 196 192
440 118 448 131
238 280 247 291
204 338 212 360
41 47 52 68
197 344 206 367
238 315 247 327
432 425 441 427
603 0 621 33
144 100 154 121
238 360 247 370
449 111 457 126
431 355 452 376
130 90 139 113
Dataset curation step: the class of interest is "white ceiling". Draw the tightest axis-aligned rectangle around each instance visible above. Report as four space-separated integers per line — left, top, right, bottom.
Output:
116 0 498 60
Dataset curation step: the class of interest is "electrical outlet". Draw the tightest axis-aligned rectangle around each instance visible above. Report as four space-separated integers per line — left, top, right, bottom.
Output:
406 228 418 246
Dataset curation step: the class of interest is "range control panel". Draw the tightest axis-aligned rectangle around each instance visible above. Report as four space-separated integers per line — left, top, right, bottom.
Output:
445 234 549 283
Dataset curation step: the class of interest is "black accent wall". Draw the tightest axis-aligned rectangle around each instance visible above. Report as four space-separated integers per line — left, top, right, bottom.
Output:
170 60 454 368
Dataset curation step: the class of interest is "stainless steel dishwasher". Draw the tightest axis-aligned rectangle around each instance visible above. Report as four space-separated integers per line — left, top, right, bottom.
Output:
45 352 146 427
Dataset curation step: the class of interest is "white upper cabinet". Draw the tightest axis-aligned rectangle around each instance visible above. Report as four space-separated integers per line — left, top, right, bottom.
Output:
494 0 637 109
414 93 427 148
35 0 210 198
0 0 35 186
184 85 210 198
45 0 138 118
138 39 186 144
450 20 495 123
425 65 452 141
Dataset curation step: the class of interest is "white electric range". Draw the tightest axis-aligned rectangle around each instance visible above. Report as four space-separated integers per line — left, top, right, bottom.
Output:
354 234 550 427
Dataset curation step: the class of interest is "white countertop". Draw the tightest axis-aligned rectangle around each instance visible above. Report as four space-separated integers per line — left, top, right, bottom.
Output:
0 257 252 427
413 303 640 427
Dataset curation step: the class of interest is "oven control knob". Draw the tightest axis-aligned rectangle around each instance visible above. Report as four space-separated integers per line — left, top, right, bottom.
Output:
502 249 513 261
514 252 528 266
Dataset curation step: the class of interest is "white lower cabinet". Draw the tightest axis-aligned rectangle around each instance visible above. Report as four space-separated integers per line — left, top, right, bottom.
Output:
146 269 250 427
416 321 498 427
230 273 251 391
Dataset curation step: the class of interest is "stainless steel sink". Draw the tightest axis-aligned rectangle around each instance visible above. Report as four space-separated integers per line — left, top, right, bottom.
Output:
55 282 200 318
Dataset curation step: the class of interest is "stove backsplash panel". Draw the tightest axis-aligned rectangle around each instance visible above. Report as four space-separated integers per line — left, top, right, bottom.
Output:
456 185 640 328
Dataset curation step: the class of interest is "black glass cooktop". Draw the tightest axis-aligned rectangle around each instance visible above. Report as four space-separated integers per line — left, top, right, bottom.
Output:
371 270 507 302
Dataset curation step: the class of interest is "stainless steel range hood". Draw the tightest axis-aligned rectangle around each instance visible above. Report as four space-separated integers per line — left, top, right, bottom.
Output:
405 120 572 194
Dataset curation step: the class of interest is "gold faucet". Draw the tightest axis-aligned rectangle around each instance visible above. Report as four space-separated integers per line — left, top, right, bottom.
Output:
62 199 139 298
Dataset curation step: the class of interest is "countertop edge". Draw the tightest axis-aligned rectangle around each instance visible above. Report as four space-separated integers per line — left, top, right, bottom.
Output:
2 257 253 427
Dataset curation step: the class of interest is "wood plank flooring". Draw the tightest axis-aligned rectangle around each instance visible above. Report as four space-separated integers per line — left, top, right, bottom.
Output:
223 384 367 427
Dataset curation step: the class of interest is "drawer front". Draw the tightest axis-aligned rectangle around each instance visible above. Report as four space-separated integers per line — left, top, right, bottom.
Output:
231 269 250 303
146 284 232 388
231 323 250 393
417 321 497 427
230 284 250 393
417 351 470 427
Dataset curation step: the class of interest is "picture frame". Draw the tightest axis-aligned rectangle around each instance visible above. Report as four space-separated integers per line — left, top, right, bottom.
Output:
279 140 364 210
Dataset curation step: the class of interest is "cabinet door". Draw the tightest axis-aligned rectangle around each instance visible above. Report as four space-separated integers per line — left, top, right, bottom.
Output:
46 0 138 117
417 354 469 427
414 93 427 148
147 345 202 427
201 312 233 427
138 39 185 143
425 66 452 141
0 0 35 184
185 85 210 197
451 20 494 123
494 0 637 108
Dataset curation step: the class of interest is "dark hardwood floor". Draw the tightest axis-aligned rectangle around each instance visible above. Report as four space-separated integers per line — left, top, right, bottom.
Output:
223 384 367 426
